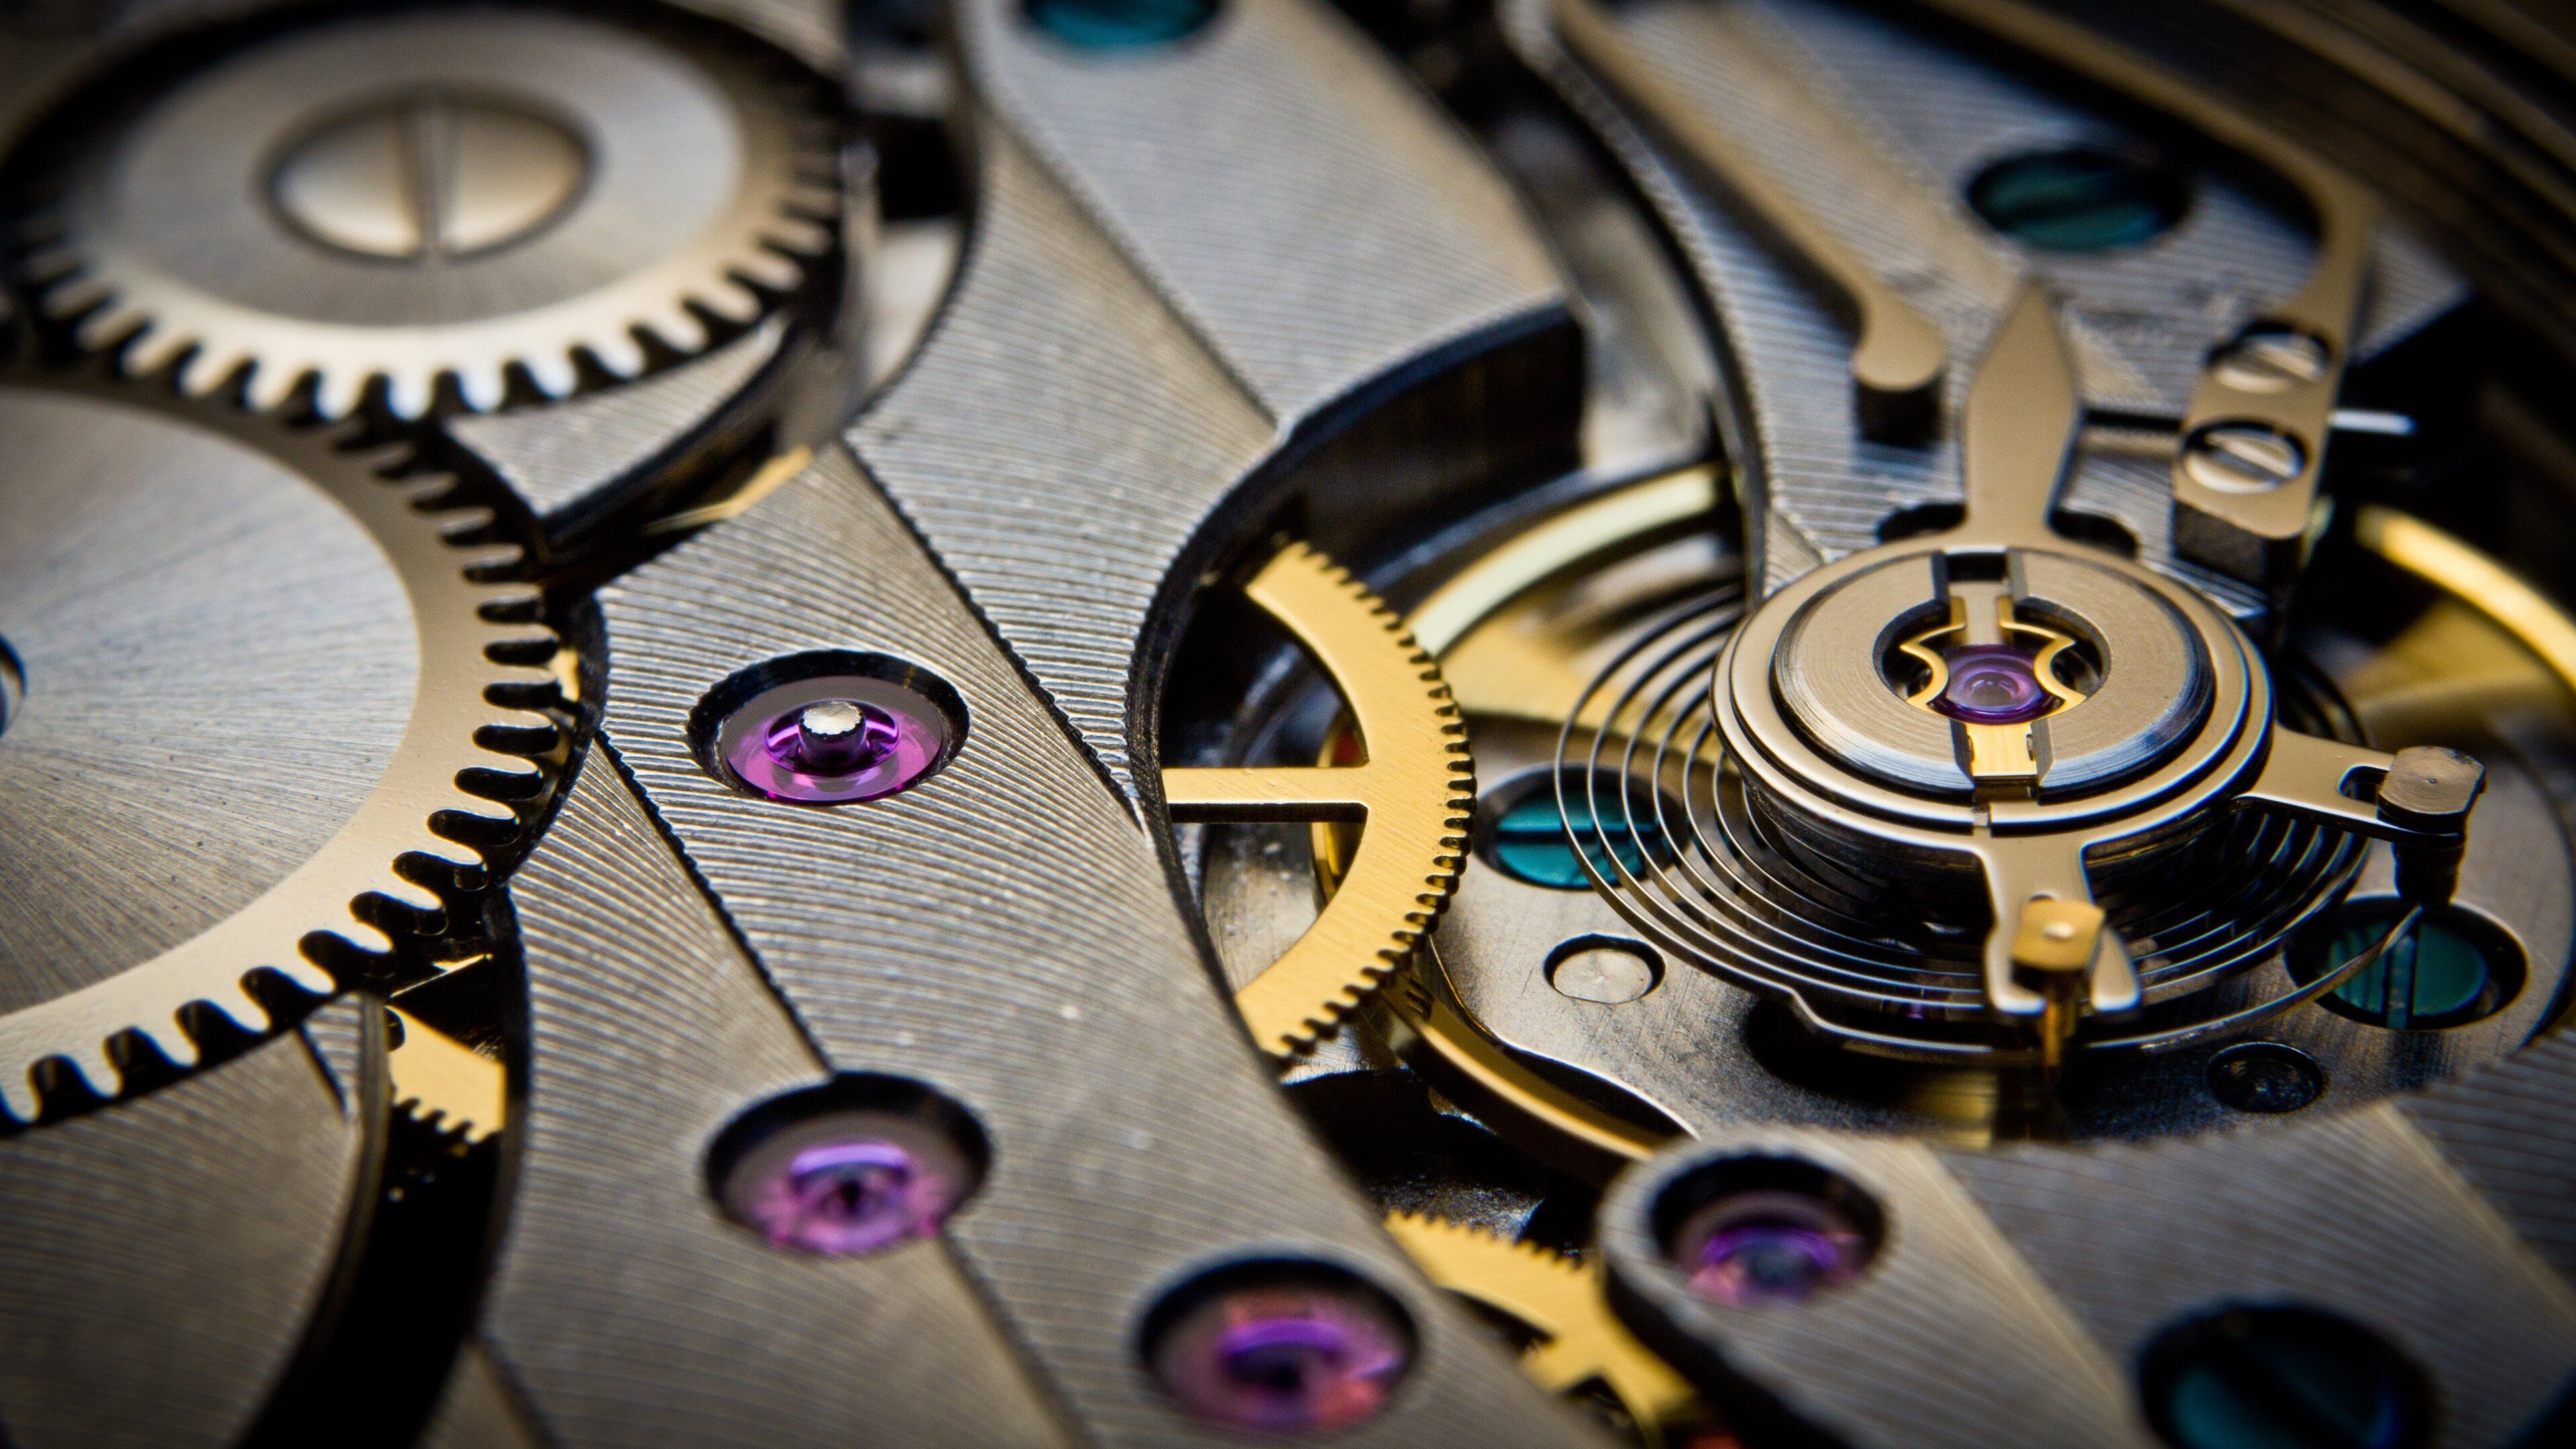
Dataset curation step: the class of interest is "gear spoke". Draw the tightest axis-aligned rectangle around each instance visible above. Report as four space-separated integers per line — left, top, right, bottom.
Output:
1163 543 1471 1057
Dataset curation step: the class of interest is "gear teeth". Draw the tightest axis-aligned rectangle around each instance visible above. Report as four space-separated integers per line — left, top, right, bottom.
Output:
523 349 578 399
735 249 804 291
431 506 498 540
587 329 649 380
454 366 506 413
136 1016 201 1069
376 874 445 916
30 15 839 423
63 1042 119 1102
125 327 196 378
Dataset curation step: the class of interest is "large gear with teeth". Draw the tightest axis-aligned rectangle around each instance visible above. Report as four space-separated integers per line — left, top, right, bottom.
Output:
19 6 837 419
0 378 558 1120
1163 542 1475 1057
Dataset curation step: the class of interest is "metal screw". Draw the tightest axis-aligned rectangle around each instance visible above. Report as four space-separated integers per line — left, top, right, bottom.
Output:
2210 324 2332 393
2182 423 2307 494
270 93 589 262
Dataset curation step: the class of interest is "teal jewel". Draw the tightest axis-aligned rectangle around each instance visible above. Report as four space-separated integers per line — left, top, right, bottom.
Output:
1490 791 1648 890
1024 0 1218 48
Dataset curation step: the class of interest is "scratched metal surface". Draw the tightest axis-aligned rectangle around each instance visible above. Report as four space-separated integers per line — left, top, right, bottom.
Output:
476 751 1065 1449
0 1002 369 1449
593 447 1597 1448
852 0 1572 794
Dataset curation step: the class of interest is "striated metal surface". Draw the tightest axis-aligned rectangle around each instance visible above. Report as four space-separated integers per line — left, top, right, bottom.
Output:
596 449 1596 1448
2403 1030 2576 1287
850 129 1273 794
1945 1106 2576 1449
0 1000 371 1449
961 0 1562 423
853 0 1575 793
418 1342 544 1449
1505 0 2457 607
483 753 1065 1449
0 390 414 1010
1598 1130 2152 1449
450 317 787 531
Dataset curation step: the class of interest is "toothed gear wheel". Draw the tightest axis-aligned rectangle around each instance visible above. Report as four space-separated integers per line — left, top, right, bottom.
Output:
1163 543 1474 1057
0 380 559 1120
25 7 837 418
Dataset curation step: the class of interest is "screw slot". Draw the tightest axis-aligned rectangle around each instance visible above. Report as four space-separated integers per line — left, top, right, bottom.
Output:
2139 1304 2431 1449
1652 1155 1884 1307
2289 900 2524 1031
692 651 966 805
1140 1258 1415 1434
2182 423 2309 494
2206 1042 2324 1114
706 1075 989 1257
2210 323 2334 394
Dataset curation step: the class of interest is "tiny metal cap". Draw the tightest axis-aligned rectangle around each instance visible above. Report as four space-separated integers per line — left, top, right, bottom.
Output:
2011 897 2104 973
2376 746 2485 834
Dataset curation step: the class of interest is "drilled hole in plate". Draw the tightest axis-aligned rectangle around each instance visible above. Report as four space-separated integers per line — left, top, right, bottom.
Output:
1546 934 1662 1005
1023 0 1220 49
2205 1042 2324 1114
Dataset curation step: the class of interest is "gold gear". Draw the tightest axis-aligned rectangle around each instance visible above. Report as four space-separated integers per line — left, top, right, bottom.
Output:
1383 1210 1706 1447
1163 541 1472 1057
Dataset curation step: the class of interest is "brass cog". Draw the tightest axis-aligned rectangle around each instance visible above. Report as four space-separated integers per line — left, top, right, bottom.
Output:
1383 1210 1706 1446
1163 541 1473 1057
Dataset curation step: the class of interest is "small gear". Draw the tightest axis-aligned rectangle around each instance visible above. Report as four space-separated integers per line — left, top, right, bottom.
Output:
1163 541 1474 1056
1383 1211 1709 1447
0 378 559 1122
19 7 837 419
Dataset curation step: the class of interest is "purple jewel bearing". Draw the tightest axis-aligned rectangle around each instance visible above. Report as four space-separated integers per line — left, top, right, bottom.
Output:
1146 1264 1415 1434
1930 643 2057 727
711 1084 987 1258
710 672 954 804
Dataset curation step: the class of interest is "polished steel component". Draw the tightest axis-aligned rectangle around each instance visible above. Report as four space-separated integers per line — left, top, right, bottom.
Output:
1901 0 2381 586
1602 1118 2576 1449
1507 0 2459 610
590 449 1596 1446
1551 0 1945 442
0 997 378 1449
1772 548 2214 797
0 384 553 1118
851 0 1573 796
1163 543 1473 1056
466 755 1069 1449
32 9 835 417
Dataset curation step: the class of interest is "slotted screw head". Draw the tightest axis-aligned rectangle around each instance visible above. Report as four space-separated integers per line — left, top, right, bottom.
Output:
2182 423 2308 494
